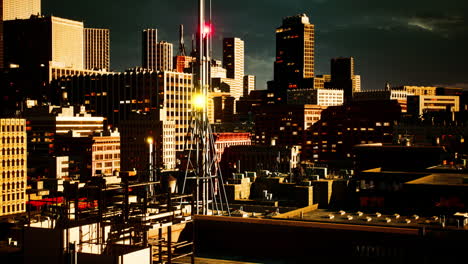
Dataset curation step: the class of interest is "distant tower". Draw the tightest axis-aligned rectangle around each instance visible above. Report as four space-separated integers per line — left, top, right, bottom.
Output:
178 24 186 56
156 41 173 71
385 81 391 91
331 57 354 102
223 37 244 80
274 14 315 93
84 28 110 71
142 29 157 70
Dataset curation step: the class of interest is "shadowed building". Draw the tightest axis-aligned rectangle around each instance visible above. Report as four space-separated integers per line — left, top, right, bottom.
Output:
273 13 314 100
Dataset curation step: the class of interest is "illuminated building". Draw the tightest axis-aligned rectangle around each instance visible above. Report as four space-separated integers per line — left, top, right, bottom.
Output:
155 41 173 71
142 28 157 69
274 13 314 97
254 104 325 146
55 69 193 151
211 59 226 78
213 132 251 162
4 16 84 69
0 118 27 217
353 90 409 112
142 29 173 71
84 28 110 71
120 111 176 172
2 0 40 21
54 129 120 180
207 91 234 123
223 37 244 80
407 95 460 117
353 75 361 92
24 105 104 178
302 100 401 165
287 88 344 106
174 55 194 73
243 75 255 97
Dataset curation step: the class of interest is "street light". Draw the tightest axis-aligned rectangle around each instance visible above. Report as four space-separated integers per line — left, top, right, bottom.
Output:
147 137 154 196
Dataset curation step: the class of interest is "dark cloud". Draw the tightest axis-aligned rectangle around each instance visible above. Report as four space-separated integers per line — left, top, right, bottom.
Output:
43 0 468 90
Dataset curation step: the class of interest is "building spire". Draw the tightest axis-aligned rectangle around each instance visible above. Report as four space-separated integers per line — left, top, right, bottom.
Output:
178 24 186 56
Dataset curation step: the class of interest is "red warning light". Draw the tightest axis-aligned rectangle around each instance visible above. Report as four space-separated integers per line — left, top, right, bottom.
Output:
202 23 212 38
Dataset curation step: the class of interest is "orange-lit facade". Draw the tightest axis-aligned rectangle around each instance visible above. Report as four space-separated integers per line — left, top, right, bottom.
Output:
0 118 27 217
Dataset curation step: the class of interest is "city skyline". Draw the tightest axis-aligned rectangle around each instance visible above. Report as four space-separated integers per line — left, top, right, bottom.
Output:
42 0 468 91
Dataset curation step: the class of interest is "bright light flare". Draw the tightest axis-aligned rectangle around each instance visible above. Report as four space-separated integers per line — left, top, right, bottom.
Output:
192 93 206 109
147 137 153 144
202 23 212 38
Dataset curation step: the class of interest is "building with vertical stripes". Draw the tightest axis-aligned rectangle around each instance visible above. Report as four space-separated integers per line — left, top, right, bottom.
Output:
84 28 110 71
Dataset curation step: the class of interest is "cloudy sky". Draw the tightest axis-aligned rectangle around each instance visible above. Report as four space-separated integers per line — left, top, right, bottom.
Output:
43 0 467 90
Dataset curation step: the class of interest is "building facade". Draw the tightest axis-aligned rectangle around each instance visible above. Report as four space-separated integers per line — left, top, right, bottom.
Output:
0 118 27 217
4 16 84 69
287 88 344 106
407 95 460 117
142 29 157 70
84 28 110 71
2 0 40 21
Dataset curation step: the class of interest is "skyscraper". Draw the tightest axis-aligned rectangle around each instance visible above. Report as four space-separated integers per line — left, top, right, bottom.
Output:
142 28 157 69
156 41 173 71
221 37 244 100
331 57 354 102
223 37 244 80
274 14 314 94
142 29 174 71
4 16 84 69
84 28 110 71
2 0 40 21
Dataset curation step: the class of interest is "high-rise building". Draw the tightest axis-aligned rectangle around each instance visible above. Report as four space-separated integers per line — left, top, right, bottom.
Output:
142 29 174 71
156 41 173 71
243 75 255 97
287 88 344 106
221 37 244 100
4 16 84 69
0 118 27 217
331 57 354 102
223 37 244 80
84 28 110 71
142 29 157 69
2 0 40 21
274 14 314 95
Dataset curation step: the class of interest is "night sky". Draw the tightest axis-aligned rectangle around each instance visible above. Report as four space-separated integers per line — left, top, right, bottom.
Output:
43 0 468 90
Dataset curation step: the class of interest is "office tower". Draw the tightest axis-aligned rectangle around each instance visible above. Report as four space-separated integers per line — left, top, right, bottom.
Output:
243 75 255 97
274 14 314 95
223 37 244 80
2 0 40 20
331 57 354 102
4 16 84 69
142 29 157 69
211 59 226 78
156 41 173 71
84 28 110 71
221 37 244 100
0 118 27 217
